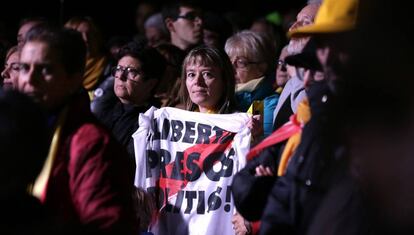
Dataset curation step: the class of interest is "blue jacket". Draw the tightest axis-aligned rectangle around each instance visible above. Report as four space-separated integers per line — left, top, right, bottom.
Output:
236 73 280 137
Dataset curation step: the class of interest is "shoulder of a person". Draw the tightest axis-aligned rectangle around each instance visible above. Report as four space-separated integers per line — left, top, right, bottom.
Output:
71 122 112 147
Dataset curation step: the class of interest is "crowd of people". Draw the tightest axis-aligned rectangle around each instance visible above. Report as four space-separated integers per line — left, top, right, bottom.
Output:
0 0 413 234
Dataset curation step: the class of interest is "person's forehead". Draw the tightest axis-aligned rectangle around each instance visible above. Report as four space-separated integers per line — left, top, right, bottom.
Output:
21 41 55 62
179 6 197 14
7 52 19 62
227 41 250 57
19 22 36 34
186 61 217 70
297 4 319 20
118 55 142 67
280 47 289 59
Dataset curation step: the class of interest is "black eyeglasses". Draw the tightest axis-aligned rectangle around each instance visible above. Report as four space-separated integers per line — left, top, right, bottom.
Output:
111 65 143 82
176 11 202 21
277 60 287 71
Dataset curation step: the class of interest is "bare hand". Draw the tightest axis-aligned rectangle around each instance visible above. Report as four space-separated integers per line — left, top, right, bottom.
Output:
255 165 275 177
232 213 251 235
247 115 263 139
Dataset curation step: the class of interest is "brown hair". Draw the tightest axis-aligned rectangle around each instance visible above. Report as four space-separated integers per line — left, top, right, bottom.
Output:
5 46 19 61
180 46 237 114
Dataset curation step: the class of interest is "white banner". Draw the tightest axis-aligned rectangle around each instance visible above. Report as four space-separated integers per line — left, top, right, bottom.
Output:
133 107 251 235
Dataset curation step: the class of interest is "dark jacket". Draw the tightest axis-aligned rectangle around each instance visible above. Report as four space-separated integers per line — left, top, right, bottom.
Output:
95 97 160 159
231 142 284 221
259 80 345 235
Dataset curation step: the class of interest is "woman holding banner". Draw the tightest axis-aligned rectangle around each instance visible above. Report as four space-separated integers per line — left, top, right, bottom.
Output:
180 46 261 135
133 46 258 235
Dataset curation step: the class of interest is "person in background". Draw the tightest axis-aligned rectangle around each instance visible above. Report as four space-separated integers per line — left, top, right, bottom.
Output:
95 41 166 159
250 16 286 57
155 43 186 108
17 17 48 48
64 17 108 97
225 30 278 137
202 11 233 50
275 45 293 88
286 3 321 55
134 187 156 235
162 0 203 52
1 46 19 90
258 0 359 234
18 25 138 234
90 35 130 117
144 13 170 47
272 2 320 131
135 0 159 36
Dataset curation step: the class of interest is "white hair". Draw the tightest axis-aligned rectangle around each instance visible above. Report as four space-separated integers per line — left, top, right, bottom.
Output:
144 12 168 35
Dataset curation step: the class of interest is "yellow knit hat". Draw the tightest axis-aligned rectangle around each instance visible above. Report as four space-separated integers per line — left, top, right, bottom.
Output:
289 0 358 38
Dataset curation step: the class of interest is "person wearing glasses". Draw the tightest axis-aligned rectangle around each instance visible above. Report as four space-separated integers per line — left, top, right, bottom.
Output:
225 30 279 137
162 0 203 52
95 41 166 159
1 46 20 90
272 3 320 131
275 45 294 88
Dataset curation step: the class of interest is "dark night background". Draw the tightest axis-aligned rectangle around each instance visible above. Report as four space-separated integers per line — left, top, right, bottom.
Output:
0 0 306 45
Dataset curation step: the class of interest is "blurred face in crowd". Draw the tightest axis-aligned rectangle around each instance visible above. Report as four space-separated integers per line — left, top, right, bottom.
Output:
303 68 325 88
315 34 351 81
203 29 220 49
113 55 157 105
75 22 99 57
288 4 319 55
135 2 156 33
1 51 20 90
250 21 267 33
145 27 168 47
167 6 203 50
18 41 81 110
185 60 224 113
229 54 266 84
276 47 291 87
17 22 39 47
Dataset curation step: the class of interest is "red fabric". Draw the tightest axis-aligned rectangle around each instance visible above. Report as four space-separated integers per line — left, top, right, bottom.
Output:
243 115 301 234
43 92 137 234
247 114 301 160
251 221 261 235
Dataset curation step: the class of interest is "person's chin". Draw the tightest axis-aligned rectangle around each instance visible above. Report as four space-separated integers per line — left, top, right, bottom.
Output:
191 95 207 104
192 34 202 43
115 85 127 93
